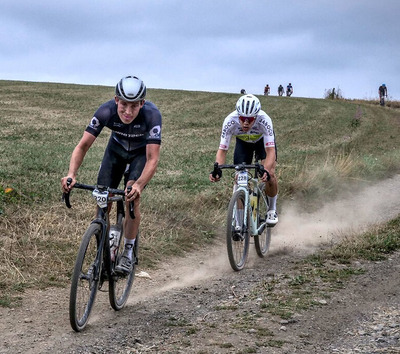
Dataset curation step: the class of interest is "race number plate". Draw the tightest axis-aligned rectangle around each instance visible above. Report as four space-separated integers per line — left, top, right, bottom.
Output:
92 189 109 208
237 171 248 187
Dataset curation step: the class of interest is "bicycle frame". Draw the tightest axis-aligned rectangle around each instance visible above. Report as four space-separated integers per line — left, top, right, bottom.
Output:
213 162 272 271
214 161 270 237
91 204 114 282
235 172 267 237
63 180 136 331
64 184 129 280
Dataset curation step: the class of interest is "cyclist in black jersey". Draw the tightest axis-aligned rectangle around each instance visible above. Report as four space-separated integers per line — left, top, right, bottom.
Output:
278 85 284 96
379 84 388 106
61 76 162 274
286 83 293 97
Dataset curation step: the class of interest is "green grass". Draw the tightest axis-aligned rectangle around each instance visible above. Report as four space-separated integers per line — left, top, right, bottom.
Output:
251 215 400 320
0 80 400 306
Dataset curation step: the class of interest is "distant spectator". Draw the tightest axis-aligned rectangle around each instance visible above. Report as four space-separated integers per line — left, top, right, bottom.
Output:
264 84 270 96
286 83 293 97
278 85 284 96
378 84 387 106
240 89 247 94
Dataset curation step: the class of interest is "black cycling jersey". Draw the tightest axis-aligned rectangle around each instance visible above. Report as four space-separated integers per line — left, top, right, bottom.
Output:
379 86 387 95
85 100 162 152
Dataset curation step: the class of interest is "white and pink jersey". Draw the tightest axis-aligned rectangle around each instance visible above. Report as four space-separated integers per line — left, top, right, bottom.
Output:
218 110 275 150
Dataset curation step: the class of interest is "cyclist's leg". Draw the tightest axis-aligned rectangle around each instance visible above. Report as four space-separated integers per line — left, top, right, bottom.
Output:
123 150 146 241
254 139 266 162
260 139 279 224
233 138 254 165
97 141 128 218
116 149 146 273
97 141 127 188
232 139 254 230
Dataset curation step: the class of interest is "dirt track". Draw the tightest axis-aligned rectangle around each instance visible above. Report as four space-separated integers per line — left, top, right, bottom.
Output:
1 175 400 353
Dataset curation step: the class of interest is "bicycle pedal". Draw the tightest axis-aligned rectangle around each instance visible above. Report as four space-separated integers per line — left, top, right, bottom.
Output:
232 233 241 241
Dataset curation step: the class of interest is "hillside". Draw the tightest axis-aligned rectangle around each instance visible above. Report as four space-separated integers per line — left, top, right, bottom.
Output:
0 80 400 352
0 80 400 302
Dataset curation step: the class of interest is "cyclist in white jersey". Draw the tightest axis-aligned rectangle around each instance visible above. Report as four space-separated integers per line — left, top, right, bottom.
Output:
209 94 279 225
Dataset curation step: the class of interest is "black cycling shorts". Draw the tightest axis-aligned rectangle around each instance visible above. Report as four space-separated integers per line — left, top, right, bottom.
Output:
233 137 277 165
97 139 147 189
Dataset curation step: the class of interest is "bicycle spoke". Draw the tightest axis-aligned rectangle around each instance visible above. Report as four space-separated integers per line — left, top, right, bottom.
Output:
226 190 250 271
108 224 136 311
69 224 101 332
254 188 272 257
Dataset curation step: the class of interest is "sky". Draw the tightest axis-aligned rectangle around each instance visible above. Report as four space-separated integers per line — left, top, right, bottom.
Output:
1 1 399 100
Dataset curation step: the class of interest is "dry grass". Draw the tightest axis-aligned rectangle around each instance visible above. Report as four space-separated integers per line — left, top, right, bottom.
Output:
1 80 400 306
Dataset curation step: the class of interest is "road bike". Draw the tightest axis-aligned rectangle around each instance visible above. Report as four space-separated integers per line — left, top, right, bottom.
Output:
212 162 273 271
62 179 138 332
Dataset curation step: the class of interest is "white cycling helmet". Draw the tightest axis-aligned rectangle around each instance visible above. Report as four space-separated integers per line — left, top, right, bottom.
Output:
236 94 261 117
115 76 146 102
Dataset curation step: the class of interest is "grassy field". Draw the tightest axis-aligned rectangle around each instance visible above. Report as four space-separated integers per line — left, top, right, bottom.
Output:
1 80 400 306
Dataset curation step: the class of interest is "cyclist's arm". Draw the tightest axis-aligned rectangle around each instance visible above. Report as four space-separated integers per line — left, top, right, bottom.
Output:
263 146 276 171
215 148 228 165
127 143 160 200
61 131 96 192
262 146 276 181
209 149 227 182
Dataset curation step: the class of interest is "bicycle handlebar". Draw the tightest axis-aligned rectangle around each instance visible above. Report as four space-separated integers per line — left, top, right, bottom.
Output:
62 178 135 219
212 162 271 181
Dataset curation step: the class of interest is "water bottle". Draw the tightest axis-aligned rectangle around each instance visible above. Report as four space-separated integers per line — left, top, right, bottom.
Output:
250 191 257 219
109 225 121 262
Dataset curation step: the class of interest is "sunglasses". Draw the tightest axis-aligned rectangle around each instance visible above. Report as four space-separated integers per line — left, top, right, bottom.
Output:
239 116 256 123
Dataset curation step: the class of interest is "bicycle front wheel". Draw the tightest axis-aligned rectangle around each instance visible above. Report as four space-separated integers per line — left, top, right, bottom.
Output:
226 189 250 271
254 189 272 257
69 223 102 332
109 229 137 311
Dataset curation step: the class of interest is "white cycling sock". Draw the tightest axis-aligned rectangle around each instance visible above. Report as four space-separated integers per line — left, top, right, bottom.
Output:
267 195 277 211
235 209 244 228
124 238 135 258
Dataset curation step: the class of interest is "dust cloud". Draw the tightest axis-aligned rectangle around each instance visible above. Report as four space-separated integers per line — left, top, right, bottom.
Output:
129 175 400 302
273 174 400 253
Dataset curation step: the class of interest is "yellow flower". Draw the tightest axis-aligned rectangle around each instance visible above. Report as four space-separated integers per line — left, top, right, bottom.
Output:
4 188 13 194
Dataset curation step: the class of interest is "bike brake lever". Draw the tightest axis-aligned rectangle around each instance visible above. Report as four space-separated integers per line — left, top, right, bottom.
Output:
257 165 271 181
126 186 135 219
62 177 73 208
211 162 222 178
62 193 72 208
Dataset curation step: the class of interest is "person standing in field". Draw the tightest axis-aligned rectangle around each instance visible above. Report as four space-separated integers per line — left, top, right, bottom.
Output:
264 84 270 96
61 75 162 275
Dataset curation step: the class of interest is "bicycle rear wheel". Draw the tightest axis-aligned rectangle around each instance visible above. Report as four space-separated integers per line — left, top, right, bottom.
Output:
254 189 272 257
69 223 102 332
109 228 137 311
226 189 250 271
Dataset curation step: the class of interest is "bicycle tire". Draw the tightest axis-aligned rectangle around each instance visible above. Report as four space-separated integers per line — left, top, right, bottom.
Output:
226 189 250 271
69 223 102 332
254 188 272 257
109 228 137 311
